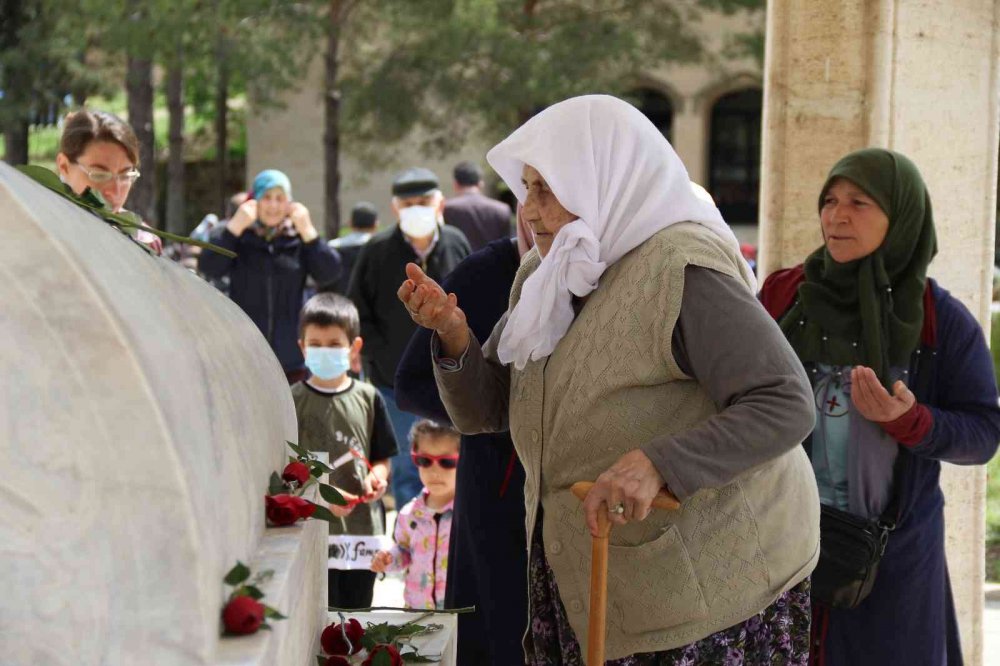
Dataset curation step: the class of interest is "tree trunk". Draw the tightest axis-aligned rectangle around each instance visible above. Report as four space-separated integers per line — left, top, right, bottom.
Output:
1 0 29 166
324 0 348 239
3 121 29 165
215 35 229 217
165 47 186 235
126 54 157 224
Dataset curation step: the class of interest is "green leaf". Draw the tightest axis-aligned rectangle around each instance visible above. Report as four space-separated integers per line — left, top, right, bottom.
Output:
17 165 74 196
373 650 391 666
310 504 339 523
259 622 272 631
237 585 264 600
263 605 287 620
363 622 393 644
401 653 439 663
285 440 310 458
317 657 328 666
79 186 108 209
268 472 288 496
319 483 347 506
224 561 251 586
310 466 324 478
361 634 378 650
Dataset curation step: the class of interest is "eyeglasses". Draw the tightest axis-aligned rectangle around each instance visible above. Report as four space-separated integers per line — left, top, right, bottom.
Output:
72 162 141 185
411 452 460 470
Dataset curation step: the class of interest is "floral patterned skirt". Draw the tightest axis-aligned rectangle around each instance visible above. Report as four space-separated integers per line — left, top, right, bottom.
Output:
525 528 811 665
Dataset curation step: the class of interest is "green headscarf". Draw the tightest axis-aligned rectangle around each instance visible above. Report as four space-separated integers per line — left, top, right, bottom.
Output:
779 148 938 387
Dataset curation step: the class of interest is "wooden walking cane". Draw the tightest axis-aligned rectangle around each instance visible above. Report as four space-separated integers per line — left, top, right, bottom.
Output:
570 481 680 665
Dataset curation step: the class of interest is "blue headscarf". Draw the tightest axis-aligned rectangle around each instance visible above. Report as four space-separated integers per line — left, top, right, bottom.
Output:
252 169 292 201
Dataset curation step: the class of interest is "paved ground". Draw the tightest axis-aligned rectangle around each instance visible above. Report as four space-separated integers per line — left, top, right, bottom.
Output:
373 511 1000 660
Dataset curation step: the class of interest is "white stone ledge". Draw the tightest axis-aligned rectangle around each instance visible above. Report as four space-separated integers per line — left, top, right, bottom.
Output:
215 518 326 666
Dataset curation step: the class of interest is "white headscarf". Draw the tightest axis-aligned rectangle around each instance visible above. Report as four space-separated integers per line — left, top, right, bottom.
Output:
487 94 752 369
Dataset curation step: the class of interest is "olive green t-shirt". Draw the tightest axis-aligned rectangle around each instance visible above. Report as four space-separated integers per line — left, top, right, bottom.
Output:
291 379 398 536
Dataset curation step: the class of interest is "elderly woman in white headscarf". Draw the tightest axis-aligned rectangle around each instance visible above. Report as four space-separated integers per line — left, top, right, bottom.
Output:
398 96 820 665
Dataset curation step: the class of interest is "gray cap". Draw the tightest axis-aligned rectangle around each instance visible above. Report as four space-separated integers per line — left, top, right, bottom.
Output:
392 167 440 198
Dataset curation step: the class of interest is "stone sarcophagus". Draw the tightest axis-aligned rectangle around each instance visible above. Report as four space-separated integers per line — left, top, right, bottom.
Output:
0 164 325 665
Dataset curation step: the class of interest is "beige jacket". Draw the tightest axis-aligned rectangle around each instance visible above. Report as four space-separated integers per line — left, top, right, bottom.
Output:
435 223 820 661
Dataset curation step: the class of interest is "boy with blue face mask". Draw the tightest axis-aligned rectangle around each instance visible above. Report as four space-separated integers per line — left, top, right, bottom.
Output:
291 292 398 609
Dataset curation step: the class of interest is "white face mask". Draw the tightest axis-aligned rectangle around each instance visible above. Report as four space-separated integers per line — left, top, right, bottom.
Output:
399 205 438 239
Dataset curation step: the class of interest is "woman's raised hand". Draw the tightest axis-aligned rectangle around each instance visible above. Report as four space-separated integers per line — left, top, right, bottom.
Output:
227 199 258 236
850 365 916 422
288 202 319 242
397 263 470 358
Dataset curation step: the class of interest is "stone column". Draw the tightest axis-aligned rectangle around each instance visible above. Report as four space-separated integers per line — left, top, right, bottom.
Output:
758 1 1000 663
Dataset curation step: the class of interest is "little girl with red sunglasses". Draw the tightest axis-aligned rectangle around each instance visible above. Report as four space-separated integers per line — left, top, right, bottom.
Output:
370 420 459 609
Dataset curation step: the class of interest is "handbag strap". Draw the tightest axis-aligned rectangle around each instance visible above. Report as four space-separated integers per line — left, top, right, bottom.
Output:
877 449 907 531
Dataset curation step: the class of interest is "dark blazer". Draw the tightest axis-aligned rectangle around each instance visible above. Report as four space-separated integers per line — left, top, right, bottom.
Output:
347 224 470 388
443 192 512 252
199 227 341 372
395 238 528 666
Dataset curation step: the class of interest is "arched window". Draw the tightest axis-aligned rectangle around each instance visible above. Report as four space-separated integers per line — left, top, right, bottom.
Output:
709 89 762 224
632 88 674 142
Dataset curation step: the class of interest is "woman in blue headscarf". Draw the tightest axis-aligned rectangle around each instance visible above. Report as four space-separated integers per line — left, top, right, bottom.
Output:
199 169 342 383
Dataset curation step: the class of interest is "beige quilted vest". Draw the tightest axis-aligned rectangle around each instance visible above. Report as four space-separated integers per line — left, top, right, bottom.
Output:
495 223 819 661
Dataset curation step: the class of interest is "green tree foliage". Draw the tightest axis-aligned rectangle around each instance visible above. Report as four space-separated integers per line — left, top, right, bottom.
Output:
0 0 106 164
338 0 764 167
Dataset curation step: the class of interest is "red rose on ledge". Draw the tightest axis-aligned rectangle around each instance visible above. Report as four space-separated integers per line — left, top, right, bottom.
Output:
321 618 364 655
265 493 316 526
265 494 300 526
222 595 264 635
362 644 402 666
291 495 317 518
282 460 311 486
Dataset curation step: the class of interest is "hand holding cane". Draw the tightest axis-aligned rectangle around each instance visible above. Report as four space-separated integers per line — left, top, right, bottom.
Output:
570 481 680 665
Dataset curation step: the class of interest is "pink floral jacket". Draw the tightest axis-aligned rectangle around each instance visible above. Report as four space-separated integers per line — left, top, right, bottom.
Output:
385 490 453 609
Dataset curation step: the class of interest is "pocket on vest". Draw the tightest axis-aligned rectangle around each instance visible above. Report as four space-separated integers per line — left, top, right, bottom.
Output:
607 524 709 634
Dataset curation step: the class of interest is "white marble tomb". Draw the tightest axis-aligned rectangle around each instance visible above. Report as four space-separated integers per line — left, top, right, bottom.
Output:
0 163 325 665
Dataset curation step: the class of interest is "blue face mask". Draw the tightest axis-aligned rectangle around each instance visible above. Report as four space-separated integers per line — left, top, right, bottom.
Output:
305 347 351 380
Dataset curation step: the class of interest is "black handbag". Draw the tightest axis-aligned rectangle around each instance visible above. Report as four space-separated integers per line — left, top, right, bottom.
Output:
811 457 902 609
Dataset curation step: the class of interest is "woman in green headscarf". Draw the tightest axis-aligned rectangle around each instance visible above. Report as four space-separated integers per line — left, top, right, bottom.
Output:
760 148 1000 665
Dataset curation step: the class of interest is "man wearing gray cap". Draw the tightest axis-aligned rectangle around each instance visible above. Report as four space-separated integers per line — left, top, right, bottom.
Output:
347 167 471 508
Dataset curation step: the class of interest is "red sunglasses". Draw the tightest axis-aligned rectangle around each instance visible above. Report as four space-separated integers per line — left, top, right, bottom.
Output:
411 452 460 470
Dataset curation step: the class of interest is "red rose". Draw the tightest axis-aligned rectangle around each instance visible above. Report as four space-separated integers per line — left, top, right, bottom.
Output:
282 461 311 486
290 495 317 519
362 644 401 666
222 595 265 635
323 657 351 666
265 494 300 526
321 618 365 655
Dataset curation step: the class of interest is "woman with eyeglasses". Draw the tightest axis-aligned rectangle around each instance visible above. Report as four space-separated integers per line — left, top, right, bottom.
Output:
55 110 161 253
